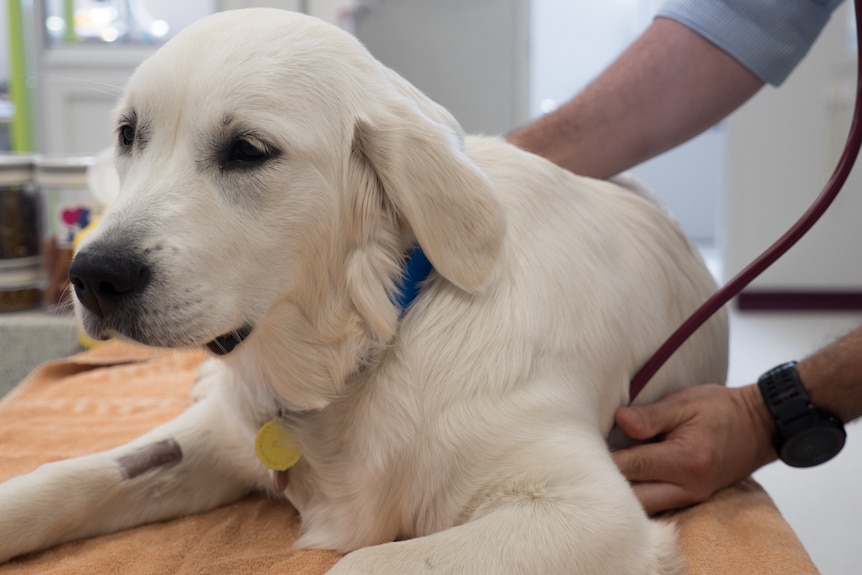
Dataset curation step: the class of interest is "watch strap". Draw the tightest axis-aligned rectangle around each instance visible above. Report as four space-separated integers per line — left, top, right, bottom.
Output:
757 361 846 467
758 361 810 429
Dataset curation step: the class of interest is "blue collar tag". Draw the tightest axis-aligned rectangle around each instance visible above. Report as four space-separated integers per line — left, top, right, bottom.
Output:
394 244 433 316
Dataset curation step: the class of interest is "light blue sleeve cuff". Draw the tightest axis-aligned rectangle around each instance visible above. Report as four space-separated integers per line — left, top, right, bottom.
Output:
657 0 844 86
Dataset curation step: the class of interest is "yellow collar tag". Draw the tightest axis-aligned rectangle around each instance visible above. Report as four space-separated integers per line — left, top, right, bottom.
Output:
255 418 302 471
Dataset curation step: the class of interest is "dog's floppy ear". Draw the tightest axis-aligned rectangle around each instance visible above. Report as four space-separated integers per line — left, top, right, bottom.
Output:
351 97 505 294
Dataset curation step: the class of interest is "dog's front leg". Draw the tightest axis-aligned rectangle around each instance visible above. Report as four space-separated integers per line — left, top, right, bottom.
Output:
0 391 264 563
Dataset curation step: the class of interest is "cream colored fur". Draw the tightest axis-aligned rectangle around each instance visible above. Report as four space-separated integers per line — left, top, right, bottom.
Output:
0 9 727 574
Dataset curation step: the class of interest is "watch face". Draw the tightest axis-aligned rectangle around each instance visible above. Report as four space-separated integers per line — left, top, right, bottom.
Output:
781 426 847 468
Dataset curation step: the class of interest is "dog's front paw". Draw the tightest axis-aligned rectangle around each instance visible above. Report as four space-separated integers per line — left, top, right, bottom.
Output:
326 541 446 575
0 475 51 563
327 546 394 575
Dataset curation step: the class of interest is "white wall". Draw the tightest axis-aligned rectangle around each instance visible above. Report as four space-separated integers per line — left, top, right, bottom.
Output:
724 3 862 290
352 0 529 137
530 0 721 243
529 0 661 118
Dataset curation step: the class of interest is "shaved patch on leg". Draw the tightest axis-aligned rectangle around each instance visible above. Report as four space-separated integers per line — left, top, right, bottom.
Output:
116 439 183 480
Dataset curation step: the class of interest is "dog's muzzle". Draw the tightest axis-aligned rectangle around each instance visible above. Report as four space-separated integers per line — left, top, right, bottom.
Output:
71 245 254 354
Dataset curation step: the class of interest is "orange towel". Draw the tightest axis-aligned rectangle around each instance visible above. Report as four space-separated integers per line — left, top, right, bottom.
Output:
0 343 818 574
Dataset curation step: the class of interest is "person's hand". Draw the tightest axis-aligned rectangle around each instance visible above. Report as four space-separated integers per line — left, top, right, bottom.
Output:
611 384 778 514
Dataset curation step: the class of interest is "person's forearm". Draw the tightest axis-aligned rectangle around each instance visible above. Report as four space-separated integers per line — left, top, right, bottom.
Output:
732 324 862 474
507 17 764 179
796 324 862 423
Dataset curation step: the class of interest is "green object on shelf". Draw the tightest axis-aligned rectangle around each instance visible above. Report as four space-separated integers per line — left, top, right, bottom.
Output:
7 0 34 152
63 0 76 43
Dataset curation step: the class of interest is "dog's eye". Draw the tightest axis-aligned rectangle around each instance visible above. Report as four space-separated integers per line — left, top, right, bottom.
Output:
224 139 268 168
118 124 135 149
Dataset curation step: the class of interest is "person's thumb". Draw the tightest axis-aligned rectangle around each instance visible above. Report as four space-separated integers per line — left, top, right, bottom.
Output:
614 399 686 440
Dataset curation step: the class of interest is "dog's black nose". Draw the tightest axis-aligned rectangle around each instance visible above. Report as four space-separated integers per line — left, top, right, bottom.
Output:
69 248 150 318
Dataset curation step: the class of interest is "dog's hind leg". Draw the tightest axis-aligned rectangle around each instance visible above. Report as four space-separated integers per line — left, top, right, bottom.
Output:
0 390 264 563
328 442 682 575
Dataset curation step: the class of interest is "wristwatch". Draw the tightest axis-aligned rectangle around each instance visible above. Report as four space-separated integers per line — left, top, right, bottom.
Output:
757 361 846 468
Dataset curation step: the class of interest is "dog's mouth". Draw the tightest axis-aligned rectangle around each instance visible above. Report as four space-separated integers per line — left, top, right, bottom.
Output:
206 324 254 355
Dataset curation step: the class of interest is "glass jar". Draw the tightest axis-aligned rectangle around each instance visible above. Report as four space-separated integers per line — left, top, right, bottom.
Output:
35 155 98 311
0 155 42 312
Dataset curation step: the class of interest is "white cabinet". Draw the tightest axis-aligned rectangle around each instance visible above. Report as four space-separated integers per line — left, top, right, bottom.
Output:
31 1 217 155
37 48 155 155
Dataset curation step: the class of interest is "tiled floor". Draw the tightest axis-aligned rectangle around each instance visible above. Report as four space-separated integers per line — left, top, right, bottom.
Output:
698 244 862 574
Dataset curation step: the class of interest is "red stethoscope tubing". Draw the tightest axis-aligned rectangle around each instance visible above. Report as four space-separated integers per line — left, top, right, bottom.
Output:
629 0 862 402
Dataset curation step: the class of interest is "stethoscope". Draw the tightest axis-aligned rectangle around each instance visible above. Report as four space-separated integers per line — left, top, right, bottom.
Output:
629 0 862 402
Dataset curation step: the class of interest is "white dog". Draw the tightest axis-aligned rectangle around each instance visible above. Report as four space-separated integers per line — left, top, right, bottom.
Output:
0 9 727 574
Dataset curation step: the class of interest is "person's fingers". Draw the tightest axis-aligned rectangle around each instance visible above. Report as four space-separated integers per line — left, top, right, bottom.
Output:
612 440 686 483
629 481 701 515
614 396 691 440
613 406 649 438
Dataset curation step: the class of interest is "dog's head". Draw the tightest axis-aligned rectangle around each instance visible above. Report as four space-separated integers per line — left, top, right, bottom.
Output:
69 9 505 409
